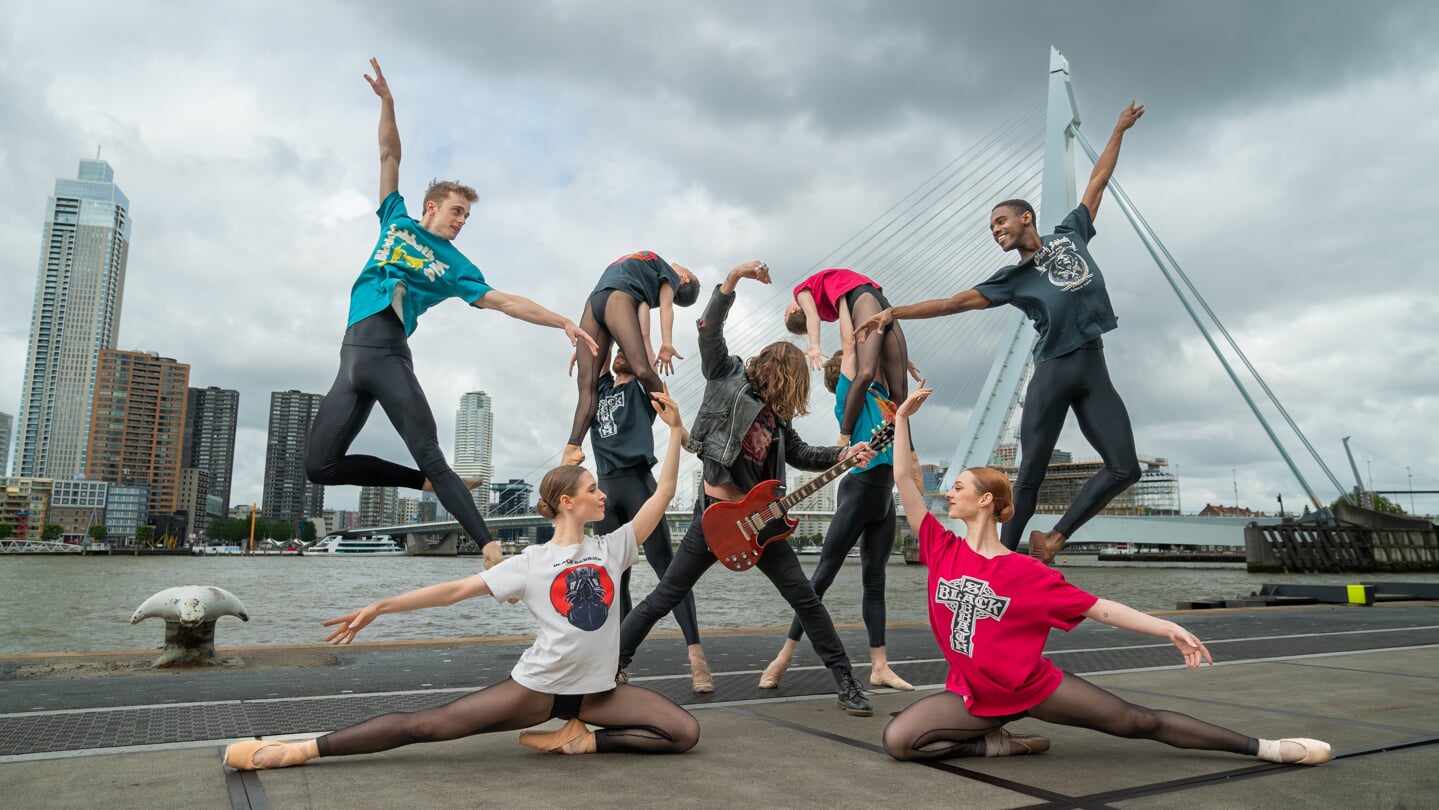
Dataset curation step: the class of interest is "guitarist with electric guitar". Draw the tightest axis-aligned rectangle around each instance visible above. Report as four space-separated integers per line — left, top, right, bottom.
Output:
617 260 879 717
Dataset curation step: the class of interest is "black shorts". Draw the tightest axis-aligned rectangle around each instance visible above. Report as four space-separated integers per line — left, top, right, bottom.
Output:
550 692 586 720
843 283 890 315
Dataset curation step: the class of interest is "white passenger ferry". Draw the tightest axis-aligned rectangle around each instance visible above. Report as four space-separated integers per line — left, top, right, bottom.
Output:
307 535 408 556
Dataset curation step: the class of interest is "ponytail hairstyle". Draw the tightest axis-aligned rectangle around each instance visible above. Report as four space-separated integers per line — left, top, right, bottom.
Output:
746 341 811 421
966 467 1016 522
536 465 590 519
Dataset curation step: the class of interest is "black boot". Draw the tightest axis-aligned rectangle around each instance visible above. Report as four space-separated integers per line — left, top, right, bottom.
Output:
832 667 873 717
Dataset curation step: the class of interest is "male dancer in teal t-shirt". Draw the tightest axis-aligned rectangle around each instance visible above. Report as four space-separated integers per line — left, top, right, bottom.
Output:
305 59 597 567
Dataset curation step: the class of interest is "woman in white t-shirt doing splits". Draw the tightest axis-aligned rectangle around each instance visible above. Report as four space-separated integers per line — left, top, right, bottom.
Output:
224 388 699 770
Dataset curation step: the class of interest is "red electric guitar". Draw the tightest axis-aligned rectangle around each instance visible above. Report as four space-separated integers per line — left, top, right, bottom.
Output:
703 421 895 571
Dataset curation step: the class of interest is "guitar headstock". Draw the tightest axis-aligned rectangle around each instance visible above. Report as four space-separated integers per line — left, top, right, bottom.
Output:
867 420 896 452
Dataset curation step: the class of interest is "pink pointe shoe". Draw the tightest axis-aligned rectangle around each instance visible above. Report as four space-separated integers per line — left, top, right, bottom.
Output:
223 740 314 771
1259 738 1333 765
518 718 597 755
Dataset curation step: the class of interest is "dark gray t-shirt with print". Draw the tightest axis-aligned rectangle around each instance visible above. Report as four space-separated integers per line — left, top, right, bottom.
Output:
589 372 659 478
973 204 1117 363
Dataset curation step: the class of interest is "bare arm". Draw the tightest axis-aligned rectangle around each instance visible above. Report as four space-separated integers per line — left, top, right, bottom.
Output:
1080 101 1144 219
364 58 400 204
655 287 684 375
893 386 933 536
1083 598 1213 668
631 388 684 544
797 289 826 369
321 574 492 644
854 290 992 343
473 290 599 355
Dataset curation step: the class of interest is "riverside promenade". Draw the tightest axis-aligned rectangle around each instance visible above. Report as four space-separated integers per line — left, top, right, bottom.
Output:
2 603 1436 809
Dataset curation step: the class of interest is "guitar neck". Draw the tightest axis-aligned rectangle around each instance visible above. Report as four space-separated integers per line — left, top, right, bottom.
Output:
777 424 895 511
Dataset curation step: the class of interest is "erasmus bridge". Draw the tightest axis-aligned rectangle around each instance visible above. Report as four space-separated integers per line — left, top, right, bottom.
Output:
351 49 1351 554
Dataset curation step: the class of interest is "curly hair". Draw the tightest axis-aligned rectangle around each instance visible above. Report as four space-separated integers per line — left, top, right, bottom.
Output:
424 180 479 208
745 341 811 421
823 349 843 394
966 467 1016 523
536 465 590 519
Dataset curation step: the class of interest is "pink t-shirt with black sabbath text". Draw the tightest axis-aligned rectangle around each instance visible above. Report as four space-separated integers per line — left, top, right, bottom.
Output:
792 268 879 322
918 514 1098 716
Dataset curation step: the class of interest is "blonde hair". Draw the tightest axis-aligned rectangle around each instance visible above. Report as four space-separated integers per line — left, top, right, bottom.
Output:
423 180 478 208
966 467 1016 522
746 342 810 421
536 466 589 519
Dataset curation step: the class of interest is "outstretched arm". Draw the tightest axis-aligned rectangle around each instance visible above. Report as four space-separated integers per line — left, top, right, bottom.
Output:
322 574 492 644
893 385 933 536
854 290 992 343
1083 598 1213 668
796 290 826 370
365 58 400 204
1081 101 1144 220
631 387 685 544
473 290 599 356
655 286 684 375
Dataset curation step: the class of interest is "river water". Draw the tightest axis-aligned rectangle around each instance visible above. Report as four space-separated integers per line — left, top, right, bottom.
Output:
3 554 1437 655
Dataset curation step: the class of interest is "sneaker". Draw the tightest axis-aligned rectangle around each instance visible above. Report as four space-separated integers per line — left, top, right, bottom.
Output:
836 674 873 717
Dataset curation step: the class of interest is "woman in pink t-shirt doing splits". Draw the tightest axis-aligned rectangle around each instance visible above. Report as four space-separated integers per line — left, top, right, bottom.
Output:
224 389 698 771
882 385 1332 766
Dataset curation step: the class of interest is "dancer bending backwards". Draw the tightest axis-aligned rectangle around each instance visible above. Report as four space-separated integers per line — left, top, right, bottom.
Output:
857 103 1148 564
587 347 714 693
306 58 596 568
564 251 700 466
785 268 910 446
619 260 878 716
879 385 1331 766
759 325 913 692
224 389 699 770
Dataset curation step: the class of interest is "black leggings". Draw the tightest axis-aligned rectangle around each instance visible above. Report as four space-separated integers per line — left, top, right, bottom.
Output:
596 469 702 646
305 309 492 545
315 678 699 757
882 672 1256 761
787 470 895 648
621 500 851 672
1002 340 1141 550
841 286 909 440
569 290 664 445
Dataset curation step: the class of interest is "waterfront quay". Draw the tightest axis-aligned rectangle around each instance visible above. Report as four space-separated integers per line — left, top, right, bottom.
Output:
2 603 1436 809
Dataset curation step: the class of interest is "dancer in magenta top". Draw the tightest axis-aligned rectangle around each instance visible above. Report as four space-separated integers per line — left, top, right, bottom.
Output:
880 385 1332 765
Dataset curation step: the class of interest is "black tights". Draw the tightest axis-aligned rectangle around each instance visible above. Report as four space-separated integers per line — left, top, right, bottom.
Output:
316 679 699 758
841 288 909 440
305 309 492 545
786 471 895 648
1001 341 1141 550
569 290 664 445
598 470 702 646
882 673 1256 761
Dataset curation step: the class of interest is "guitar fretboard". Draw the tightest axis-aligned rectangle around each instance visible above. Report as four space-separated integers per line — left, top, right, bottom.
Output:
777 422 895 511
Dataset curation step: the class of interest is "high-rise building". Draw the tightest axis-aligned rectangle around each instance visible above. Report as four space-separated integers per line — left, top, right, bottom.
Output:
492 479 532 517
85 350 190 516
15 160 131 481
359 485 397 526
0 477 53 541
182 386 239 514
0 411 12 476
454 391 494 516
178 467 212 540
103 484 148 541
262 390 324 523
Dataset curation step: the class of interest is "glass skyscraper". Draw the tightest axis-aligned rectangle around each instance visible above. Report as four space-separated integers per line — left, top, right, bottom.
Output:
261 390 324 523
15 160 131 480
183 386 240 514
454 391 494 516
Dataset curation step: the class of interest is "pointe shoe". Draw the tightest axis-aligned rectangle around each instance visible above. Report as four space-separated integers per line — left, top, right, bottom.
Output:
223 740 313 771
690 657 715 694
562 444 586 466
758 657 790 689
981 728 1051 757
519 718 596 755
869 668 915 691
615 668 628 684
1259 737 1333 765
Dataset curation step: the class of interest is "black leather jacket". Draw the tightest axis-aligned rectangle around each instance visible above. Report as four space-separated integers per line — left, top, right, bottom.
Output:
685 285 839 489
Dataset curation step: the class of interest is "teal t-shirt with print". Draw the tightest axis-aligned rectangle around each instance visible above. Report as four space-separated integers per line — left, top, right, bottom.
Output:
346 191 494 336
834 373 896 473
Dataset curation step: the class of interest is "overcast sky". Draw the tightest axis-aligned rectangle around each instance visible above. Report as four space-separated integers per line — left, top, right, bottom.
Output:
2 1 1436 518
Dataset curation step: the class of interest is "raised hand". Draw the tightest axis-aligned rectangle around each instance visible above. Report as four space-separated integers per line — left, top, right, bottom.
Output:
651 384 683 428
364 57 391 101
1115 100 1145 132
733 260 770 284
854 308 892 344
896 383 933 418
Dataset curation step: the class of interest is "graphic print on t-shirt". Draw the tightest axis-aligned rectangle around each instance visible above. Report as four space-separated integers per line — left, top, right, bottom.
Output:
1032 236 1091 292
741 407 778 464
374 224 451 282
935 575 1011 656
595 388 625 439
548 563 616 631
